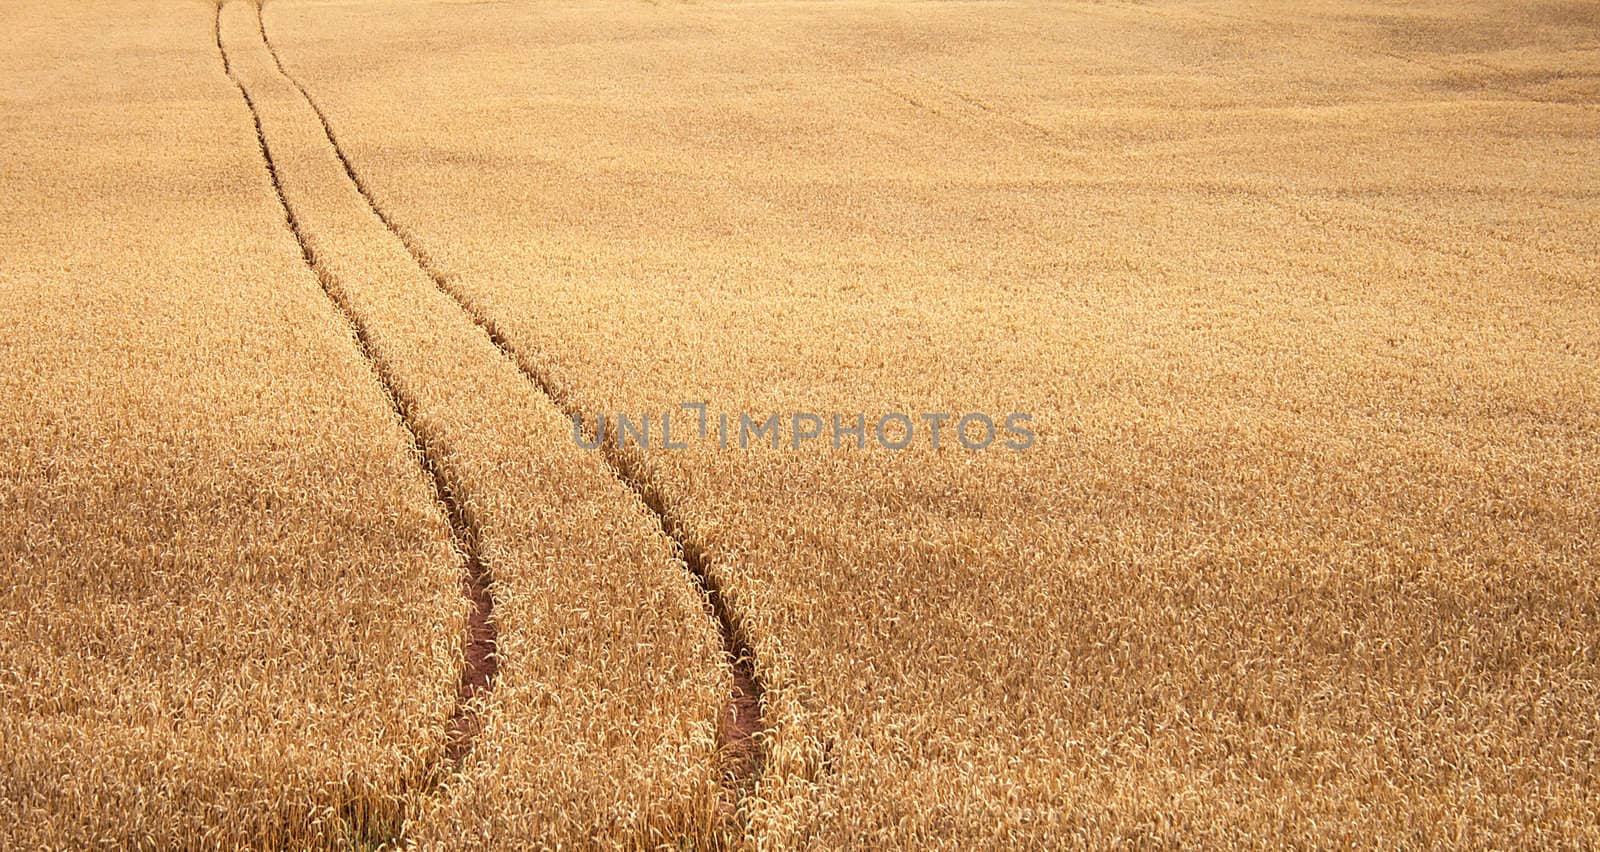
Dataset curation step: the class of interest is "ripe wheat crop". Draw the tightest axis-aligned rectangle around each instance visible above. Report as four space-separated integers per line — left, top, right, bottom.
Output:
266 0 1600 845
0 2 466 846
3 0 1597 847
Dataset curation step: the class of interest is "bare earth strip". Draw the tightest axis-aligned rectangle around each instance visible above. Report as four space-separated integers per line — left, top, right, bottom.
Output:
217 1 735 845
216 0 501 779
265 0 1600 845
0 1 466 846
254 4 768 804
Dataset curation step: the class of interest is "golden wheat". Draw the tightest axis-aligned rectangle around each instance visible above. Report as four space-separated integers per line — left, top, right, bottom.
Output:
0 2 465 846
264 0 1600 845
3 0 1597 846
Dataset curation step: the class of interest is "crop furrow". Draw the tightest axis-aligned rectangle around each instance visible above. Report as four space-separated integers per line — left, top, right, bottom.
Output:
256 1 768 805
215 1 498 782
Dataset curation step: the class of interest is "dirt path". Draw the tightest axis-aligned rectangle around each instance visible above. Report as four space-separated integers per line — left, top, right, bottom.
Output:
254 4 768 796
219 0 766 833
215 1 500 775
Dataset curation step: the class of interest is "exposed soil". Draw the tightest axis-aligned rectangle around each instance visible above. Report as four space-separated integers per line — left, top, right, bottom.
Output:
245 0 766 818
217 0 500 781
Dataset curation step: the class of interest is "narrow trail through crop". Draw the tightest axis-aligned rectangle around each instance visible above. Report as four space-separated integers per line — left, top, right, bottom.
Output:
215 1 498 780
251 0 767 808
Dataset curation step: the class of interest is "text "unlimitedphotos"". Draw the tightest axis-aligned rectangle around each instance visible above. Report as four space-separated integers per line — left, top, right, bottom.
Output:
573 403 1035 451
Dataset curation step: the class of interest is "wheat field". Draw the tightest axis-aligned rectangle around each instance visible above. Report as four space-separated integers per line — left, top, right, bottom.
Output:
2 0 1597 847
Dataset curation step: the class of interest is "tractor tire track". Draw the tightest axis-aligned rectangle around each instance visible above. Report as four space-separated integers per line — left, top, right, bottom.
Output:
255 2 769 806
215 0 498 787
